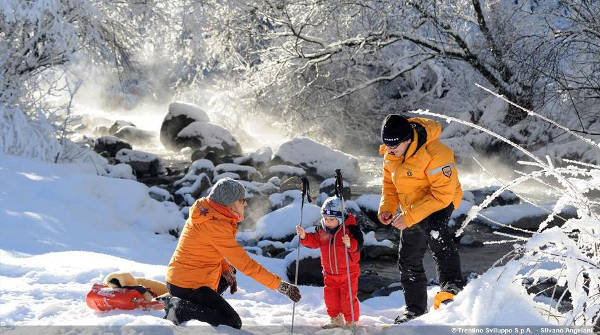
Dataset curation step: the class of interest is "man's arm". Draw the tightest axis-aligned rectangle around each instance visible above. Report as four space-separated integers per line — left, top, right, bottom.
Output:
378 160 400 221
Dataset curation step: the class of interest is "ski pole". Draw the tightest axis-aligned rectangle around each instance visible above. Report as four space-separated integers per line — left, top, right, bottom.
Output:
291 177 311 335
335 169 356 333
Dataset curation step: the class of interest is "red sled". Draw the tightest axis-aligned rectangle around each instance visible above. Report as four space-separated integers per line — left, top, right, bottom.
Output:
86 283 164 311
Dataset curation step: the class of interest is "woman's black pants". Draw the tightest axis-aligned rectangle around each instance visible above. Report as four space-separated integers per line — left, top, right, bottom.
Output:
166 277 241 329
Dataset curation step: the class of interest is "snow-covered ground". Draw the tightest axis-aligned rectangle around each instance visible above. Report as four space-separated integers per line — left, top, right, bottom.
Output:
0 153 557 332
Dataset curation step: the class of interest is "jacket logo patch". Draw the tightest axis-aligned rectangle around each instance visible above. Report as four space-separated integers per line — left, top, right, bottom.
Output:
407 171 413 176
199 207 209 216
442 166 452 178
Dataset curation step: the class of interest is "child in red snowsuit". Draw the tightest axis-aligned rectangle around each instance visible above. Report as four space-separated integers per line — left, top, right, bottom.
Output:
296 196 363 328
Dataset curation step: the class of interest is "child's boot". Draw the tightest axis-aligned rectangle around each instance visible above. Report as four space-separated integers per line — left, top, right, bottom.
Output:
322 313 345 329
345 321 359 329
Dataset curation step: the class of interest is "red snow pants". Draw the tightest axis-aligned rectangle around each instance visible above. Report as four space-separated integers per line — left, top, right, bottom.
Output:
323 272 360 322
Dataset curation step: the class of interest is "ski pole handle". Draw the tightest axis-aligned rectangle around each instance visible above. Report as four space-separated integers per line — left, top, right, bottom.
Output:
334 169 344 200
301 177 312 203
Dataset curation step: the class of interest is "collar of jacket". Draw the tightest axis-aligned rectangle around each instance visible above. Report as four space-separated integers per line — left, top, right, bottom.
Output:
194 197 242 224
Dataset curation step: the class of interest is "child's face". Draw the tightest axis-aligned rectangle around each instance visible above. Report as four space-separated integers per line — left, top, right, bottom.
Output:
323 216 340 229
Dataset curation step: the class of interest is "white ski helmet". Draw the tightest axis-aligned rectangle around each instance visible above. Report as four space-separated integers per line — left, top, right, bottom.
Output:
321 196 344 227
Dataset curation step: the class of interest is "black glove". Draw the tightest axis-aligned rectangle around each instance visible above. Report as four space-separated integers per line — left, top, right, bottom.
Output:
223 270 237 294
277 281 301 303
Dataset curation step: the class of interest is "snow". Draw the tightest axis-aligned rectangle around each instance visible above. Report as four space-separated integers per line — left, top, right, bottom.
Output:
165 102 210 123
255 181 279 194
234 146 273 165
215 163 259 176
477 203 565 229
0 153 184 263
105 163 135 180
0 153 572 331
416 262 550 326
148 186 172 202
241 202 322 241
268 190 305 209
283 246 322 267
190 158 215 172
319 177 348 189
174 173 210 195
177 122 238 150
267 176 281 186
115 148 161 164
213 172 240 182
268 164 306 176
363 231 394 248
355 194 381 212
275 137 361 182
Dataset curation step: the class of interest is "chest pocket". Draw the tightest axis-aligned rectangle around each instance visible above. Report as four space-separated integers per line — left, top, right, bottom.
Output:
391 158 428 190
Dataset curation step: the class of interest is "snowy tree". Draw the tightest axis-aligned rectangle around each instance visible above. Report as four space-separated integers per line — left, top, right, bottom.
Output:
0 0 166 159
188 0 599 153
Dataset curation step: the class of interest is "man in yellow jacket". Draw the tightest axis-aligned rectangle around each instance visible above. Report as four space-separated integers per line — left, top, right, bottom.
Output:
166 178 301 328
377 114 464 323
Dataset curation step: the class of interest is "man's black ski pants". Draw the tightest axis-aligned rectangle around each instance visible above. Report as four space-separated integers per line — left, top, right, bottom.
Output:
398 203 464 315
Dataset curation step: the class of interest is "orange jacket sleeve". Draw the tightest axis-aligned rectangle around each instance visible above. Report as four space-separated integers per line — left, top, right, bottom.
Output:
208 223 282 290
378 156 400 217
403 144 460 226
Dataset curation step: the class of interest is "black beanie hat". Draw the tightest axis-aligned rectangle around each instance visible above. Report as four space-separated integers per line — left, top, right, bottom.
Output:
381 114 412 146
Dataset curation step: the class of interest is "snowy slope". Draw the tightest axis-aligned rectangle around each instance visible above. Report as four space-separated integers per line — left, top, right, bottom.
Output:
0 153 555 331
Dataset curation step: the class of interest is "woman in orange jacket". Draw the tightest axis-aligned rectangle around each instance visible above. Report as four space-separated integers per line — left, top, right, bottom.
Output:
166 178 301 328
378 114 464 323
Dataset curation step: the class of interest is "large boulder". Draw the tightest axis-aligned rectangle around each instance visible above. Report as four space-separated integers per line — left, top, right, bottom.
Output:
94 136 132 157
175 122 242 157
115 149 165 177
286 256 323 286
273 137 360 182
160 102 210 151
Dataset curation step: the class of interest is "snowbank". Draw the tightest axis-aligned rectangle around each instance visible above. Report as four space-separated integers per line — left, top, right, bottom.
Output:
0 153 184 264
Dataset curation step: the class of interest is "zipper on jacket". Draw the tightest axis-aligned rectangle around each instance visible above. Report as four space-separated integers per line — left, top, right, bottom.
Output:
328 233 334 274
333 229 340 274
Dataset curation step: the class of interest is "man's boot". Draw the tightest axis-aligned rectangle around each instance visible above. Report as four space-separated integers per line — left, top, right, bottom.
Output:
393 310 422 324
434 282 461 310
